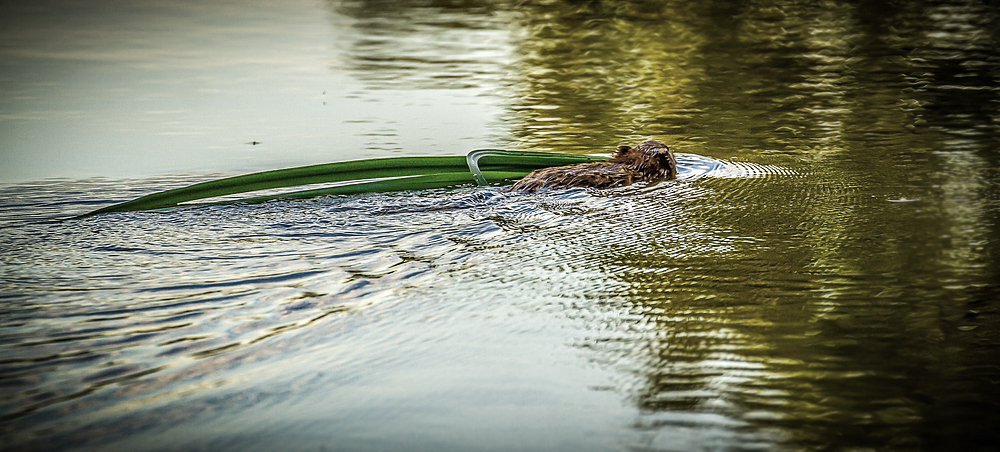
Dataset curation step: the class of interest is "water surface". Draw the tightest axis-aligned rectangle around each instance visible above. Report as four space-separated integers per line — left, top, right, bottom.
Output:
2 1 1000 451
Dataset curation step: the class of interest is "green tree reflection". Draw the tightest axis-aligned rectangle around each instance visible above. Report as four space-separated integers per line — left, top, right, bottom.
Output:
330 0 1000 449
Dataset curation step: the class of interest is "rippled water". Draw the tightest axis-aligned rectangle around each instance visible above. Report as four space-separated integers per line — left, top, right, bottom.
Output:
3 0 1000 451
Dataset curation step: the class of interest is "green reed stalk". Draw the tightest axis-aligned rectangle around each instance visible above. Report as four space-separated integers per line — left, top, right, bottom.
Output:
78 150 607 217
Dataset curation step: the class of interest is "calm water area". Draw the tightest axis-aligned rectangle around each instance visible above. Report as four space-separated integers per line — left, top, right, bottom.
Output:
2 0 1000 451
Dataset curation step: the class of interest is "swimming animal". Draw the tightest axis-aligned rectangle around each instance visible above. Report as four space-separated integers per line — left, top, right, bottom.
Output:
509 140 677 192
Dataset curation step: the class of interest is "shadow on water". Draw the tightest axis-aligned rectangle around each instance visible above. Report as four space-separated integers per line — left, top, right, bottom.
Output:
498 0 1000 450
336 0 1000 450
331 0 513 91
2 0 1000 451
535 1 997 450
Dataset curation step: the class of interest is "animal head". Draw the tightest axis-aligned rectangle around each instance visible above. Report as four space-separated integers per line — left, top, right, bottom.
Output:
611 140 676 179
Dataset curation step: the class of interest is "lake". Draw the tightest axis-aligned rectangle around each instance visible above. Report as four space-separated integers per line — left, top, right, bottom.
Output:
2 0 999 451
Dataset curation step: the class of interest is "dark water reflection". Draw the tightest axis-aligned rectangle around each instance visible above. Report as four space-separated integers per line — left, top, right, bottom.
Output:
3 0 1000 451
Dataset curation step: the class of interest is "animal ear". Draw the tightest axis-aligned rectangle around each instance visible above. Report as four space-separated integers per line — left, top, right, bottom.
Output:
615 145 632 156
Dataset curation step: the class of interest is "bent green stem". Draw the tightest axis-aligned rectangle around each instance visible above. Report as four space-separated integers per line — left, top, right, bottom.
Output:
465 149 605 186
78 150 608 217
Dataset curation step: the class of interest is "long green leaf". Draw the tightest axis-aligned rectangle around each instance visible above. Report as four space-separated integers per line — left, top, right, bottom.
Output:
169 171 532 209
78 150 608 217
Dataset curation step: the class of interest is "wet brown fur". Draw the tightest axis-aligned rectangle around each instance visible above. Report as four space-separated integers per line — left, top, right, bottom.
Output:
509 140 677 193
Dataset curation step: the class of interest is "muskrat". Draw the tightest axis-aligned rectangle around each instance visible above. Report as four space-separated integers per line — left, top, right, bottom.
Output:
509 140 677 193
